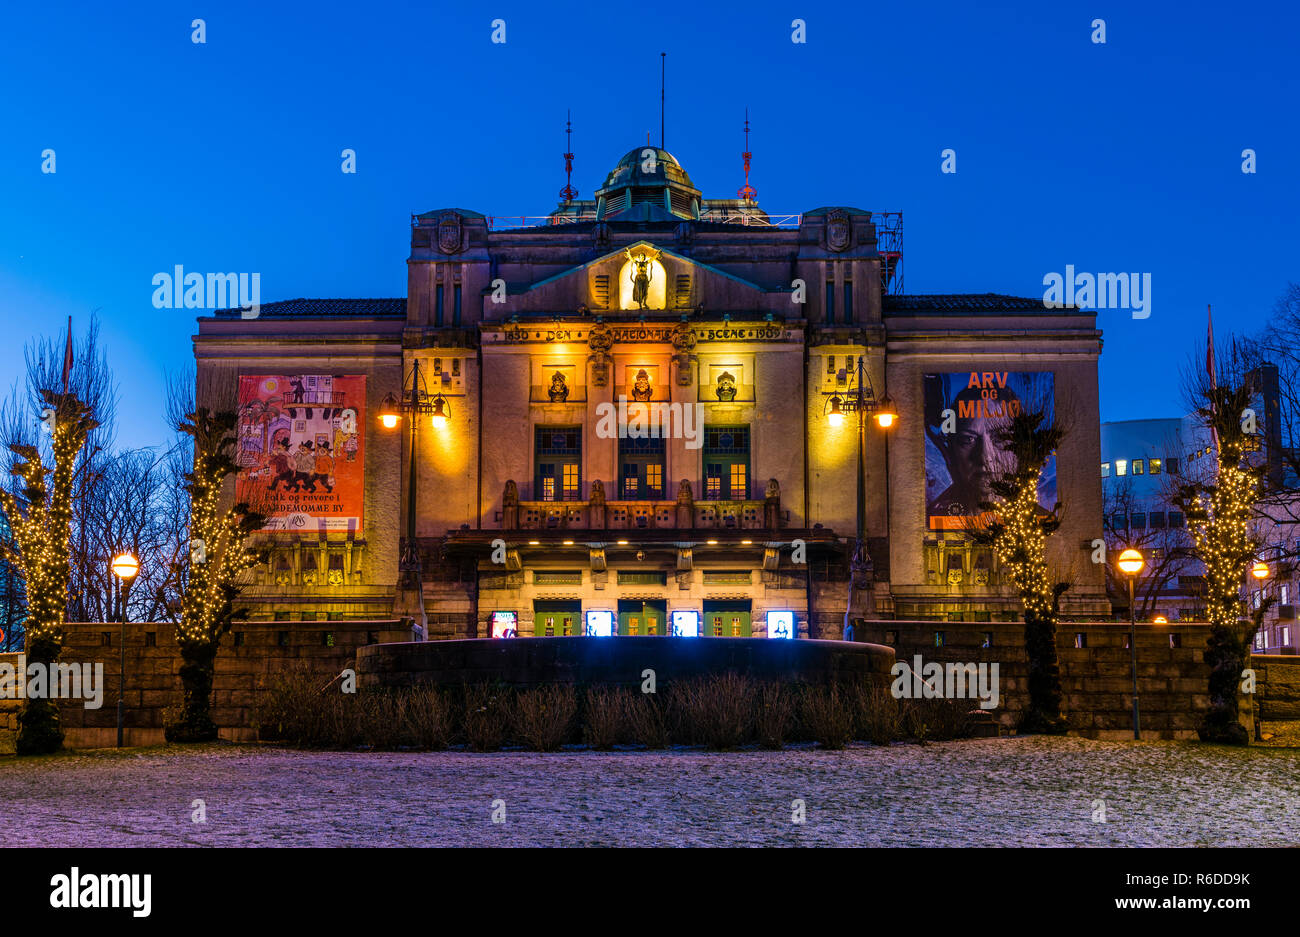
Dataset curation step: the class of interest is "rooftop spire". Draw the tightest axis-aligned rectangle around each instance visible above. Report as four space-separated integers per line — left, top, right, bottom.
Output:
737 108 757 202
559 110 577 204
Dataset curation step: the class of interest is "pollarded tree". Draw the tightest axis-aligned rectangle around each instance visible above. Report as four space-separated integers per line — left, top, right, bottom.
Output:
1172 370 1270 745
164 406 265 742
0 390 97 753
970 404 1070 735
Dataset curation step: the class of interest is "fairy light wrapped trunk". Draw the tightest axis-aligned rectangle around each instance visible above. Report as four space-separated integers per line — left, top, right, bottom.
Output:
1177 382 1269 745
970 407 1069 735
165 408 265 743
0 391 97 754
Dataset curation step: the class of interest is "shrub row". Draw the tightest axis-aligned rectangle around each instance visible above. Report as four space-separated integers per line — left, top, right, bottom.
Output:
255 673 984 752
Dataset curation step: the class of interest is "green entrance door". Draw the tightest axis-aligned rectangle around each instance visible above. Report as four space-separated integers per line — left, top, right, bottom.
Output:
703 600 752 637
533 600 581 637
618 599 666 636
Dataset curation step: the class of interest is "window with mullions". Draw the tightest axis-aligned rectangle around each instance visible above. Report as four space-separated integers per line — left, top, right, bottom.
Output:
703 425 750 500
619 435 665 500
535 426 582 501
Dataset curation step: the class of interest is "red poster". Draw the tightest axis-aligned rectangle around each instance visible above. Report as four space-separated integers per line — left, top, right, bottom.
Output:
236 375 365 531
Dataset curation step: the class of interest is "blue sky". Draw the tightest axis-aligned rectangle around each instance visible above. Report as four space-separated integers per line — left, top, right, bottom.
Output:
1 0 1296 451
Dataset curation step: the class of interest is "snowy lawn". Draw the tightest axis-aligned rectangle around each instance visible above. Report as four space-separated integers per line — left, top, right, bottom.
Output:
1 737 1296 846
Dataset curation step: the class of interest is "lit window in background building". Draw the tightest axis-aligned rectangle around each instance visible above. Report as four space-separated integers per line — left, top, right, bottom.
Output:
1115 459 1128 476
1150 458 1162 475
1101 462 1110 477
1133 459 1145 475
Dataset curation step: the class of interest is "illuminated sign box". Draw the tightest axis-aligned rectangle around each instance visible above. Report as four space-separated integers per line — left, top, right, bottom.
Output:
766 611 795 639
491 611 518 639
585 610 614 637
670 610 700 637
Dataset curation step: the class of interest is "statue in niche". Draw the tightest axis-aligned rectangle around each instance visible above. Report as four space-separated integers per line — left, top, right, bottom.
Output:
715 370 737 401
624 247 661 310
548 371 569 402
631 368 653 402
590 479 606 505
503 479 519 529
677 479 693 505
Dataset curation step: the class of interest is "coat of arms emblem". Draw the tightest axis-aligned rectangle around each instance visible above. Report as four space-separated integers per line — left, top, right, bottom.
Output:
826 209 851 252
437 212 463 254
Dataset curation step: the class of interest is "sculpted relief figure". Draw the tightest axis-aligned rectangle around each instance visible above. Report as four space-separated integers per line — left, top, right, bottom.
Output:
631 368 653 402
548 371 569 402
624 247 661 310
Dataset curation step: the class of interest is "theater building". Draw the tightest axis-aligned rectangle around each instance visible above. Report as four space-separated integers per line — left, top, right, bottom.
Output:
194 142 1109 641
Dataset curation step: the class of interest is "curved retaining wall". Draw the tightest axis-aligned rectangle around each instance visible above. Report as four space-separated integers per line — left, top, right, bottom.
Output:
357 637 896 690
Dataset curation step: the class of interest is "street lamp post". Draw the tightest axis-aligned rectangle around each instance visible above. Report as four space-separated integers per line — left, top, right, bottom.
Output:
110 552 139 748
825 355 898 639
379 361 450 585
1117 547 1145 740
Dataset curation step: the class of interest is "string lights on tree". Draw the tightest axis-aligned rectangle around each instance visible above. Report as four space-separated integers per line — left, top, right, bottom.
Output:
165 407 265 743
0 389 97 754
1174 377 1270 745
970 406 1069 735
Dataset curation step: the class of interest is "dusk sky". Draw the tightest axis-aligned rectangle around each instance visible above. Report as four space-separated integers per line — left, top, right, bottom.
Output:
2 0 1296 451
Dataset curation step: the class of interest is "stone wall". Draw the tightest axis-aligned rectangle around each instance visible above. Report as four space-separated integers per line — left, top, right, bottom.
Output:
857 619 1248 740
1252 654 1300 721
0 621 408 749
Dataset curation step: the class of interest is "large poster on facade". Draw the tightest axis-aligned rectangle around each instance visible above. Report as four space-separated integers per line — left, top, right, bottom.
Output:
923 371 1056 531
236 375 365 531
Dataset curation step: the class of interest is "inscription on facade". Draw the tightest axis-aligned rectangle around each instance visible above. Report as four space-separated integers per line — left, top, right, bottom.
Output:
494 325 790 344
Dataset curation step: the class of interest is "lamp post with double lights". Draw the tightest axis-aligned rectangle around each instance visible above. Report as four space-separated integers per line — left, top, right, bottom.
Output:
110 552 139 748
379 360 450 583
824 355 898 638
1117 547 1145 739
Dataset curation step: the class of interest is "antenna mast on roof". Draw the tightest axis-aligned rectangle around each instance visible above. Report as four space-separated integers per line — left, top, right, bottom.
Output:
559 110 578 204
737 108 757 201
660 53 666 149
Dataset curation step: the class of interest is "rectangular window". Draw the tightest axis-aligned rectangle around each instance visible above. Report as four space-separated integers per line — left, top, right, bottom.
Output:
1149 458 1162 475
935 631 946 647
1101 462 1110 478
453 284 462 326
1115 459 1128 476
843 280 853 324
101 632 112 647
300 611 319 621
534 570 583 585
617 571 668 586
434 284 444 326
1133 459 1145 475
1131 513 1146 530
1283 626 1291 646
1169 634 1181 649
327 611 344 621
703 425 750 501
274 611 290 622
233 631 245 648
1111 513 1128 531
981 632 993 648
619 435 665 500
322 632 335 648
144 631 156 647
1074 633 1087 649
277 631 290 647
535 426 582 502
702 570 752 585
1166 457 1179 476
1168 512 1185 528
825 280 835 324
826 355 835 374
1149 511 1166 529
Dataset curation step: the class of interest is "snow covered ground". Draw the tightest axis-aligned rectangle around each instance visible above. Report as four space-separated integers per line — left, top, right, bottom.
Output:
2 737 1297 846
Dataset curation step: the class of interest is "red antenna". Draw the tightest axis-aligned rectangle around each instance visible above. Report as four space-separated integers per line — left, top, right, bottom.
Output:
559 110 578 204
738 108 757 201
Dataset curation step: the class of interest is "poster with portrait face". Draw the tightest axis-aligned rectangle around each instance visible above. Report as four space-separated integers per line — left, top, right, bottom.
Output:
923 371 1056 531
235 375 366 531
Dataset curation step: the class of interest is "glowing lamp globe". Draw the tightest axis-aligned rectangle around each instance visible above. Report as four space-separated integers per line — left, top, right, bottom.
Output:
378 393 401 430
827 396 844 427
1252 561 1269 580
874 396 898 429
1152 615 1168 624
1117 548 1144 576
430 397 448 429
111 553 140 581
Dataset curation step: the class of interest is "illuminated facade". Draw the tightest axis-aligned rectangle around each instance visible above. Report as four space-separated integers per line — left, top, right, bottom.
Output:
194 144 1109 638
